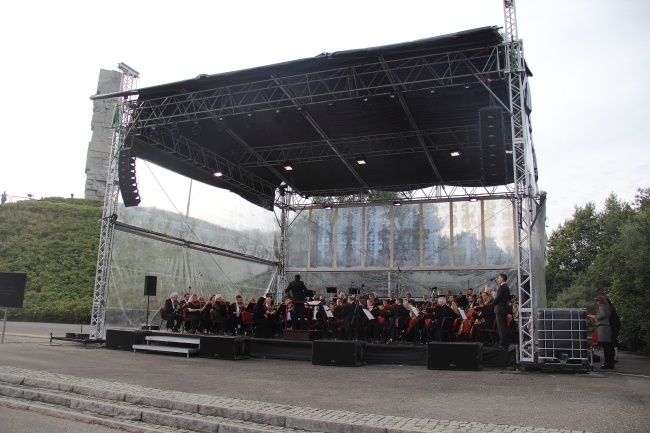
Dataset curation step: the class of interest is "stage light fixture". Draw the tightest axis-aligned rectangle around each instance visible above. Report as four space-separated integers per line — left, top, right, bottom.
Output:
356 156 366 165
469 196 479 202
216 117 226 132
325 101 337 116
272 109 284 123
149 127 159 140
244 113 256 129
283 162 293 171
191 121 201 135
294 107 306 123
213 170 223 177
393 201 402 206
387 93 400 113
323 204 333 210
464 83 471 89
171 123 180 139
361 97 372 112
451 150 461 157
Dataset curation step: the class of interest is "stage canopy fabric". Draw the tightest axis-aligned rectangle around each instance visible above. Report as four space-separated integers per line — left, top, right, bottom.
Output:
94 26 531 211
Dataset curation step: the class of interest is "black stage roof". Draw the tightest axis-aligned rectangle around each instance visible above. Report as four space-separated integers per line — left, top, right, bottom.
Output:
94 26 531 210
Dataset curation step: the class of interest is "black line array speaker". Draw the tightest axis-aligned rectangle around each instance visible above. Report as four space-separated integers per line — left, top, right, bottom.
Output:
105 329 151 351
312 340 366 367
199 336 250 360
479 107 507 185
427 342 482 371
118 147 141 207
144 275 157 297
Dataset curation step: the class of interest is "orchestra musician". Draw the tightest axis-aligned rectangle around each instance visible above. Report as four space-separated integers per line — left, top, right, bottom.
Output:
425 297 458 342
252 296 271 338
473 294 496 342
227 295 247 334
211 294 230 334
163 293 183 332
363 298 385 343
263 296 281 337
388 298 410 341
185 294 211 333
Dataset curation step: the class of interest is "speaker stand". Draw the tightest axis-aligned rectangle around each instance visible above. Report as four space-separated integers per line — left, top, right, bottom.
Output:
144 295 151 329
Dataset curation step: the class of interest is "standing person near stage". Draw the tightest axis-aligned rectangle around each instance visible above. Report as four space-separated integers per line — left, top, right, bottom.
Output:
589 295 615 369
285 274 309 330
494 273 511 350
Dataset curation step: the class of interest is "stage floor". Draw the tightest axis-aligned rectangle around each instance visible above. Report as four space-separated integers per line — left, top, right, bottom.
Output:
104 329 513 368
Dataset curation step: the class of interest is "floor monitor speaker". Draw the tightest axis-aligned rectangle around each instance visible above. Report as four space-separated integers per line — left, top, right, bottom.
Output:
427 342 482 371
312 340 366 366
199 336 250 360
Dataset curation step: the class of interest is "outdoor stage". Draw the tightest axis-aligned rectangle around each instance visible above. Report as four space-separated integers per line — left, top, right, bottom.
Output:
104 328 513 369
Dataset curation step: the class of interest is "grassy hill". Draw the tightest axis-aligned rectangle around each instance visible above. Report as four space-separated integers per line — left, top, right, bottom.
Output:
0 198 103 323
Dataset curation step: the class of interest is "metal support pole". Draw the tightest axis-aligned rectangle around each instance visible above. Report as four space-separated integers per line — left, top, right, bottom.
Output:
503 0 538 363
89 64 139 340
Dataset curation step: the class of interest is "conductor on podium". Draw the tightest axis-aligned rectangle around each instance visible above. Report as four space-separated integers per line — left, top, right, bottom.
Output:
286 274 309 330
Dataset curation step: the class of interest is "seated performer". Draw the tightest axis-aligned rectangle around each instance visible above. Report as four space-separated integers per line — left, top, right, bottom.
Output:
185 294 212 333
163 293 183 332
227 295 247 334
364 298 385 343
252 297 271 338
473 294 496 341
426 297 458 342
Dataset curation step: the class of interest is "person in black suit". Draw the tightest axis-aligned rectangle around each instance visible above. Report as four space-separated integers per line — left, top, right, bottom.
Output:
285 274 309 330
163 293 183 332
426 297 458 342
494 273 511 349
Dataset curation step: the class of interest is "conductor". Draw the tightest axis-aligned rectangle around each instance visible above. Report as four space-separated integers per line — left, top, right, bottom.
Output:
285 274 309 330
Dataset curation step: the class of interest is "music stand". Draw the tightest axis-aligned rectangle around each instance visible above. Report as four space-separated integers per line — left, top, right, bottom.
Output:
326 287 337 294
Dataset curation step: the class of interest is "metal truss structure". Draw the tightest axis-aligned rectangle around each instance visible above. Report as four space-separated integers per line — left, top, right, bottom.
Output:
89 63 139 340
130 47 504 129
503 0 542 363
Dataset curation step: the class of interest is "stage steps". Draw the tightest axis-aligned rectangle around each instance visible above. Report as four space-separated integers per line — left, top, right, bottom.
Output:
132 335 200 358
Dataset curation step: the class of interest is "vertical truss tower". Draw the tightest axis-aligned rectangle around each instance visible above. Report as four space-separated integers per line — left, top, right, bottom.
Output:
89 63 139 340
503 0 541 363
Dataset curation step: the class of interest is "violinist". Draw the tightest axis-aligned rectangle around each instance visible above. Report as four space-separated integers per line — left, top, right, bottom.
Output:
364 298 384 343
228 295 246 334
185 294 211 333
418 294 432 309
253 296 271 338
474 294 496 342
426 297 458 342
388 298 410 341
466 294 477 310
211 295 229 334
341 295 360 339
163 293 183 332
264 296 281 336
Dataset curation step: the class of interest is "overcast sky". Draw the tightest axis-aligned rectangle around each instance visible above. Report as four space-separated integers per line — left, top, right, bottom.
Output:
1 0 648 232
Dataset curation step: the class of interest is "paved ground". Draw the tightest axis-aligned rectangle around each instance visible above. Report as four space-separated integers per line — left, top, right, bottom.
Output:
0 321 649 433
